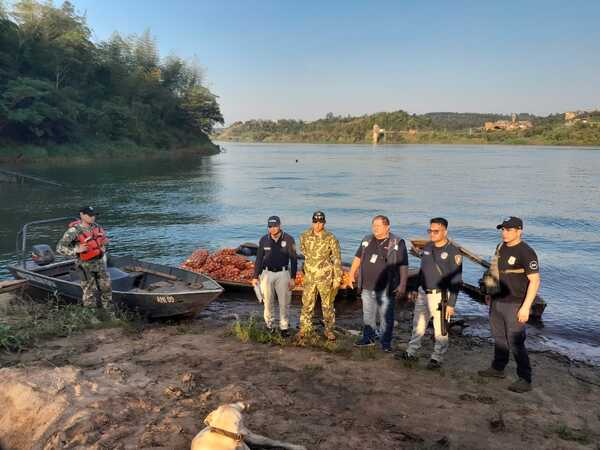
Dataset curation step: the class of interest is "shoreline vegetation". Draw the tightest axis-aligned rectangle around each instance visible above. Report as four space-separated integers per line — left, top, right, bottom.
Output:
214 110 600 147
0 1 223 163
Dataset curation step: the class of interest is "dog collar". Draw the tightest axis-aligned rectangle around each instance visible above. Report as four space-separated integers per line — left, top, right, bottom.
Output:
208 425 243 442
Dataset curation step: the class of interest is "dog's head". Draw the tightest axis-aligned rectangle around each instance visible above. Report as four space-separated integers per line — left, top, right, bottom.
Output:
204 402 250 436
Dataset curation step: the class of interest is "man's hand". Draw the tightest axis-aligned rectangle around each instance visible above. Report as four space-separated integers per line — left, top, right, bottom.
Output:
445 305 455 321
288 279 295 290
407 291 418 302
251 278 259 287
76 244 88 253
517 306 530 324
393 288 406 300
347 272 356 289
484 294 492 305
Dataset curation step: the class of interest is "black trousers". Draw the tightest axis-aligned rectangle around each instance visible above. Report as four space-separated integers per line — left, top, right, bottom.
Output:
490 301 532 383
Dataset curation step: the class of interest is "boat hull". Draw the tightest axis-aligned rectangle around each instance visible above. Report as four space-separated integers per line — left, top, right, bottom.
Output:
8 256 224 319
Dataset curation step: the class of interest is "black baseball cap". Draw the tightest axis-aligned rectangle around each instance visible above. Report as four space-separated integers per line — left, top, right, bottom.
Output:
80 206 98 216
312 211 326 222
496 216 523 230
267 216 281 227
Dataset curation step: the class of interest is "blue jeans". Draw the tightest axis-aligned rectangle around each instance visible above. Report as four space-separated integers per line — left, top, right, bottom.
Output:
361 289 395 348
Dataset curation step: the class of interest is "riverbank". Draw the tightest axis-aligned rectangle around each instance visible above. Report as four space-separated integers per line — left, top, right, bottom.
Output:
1 295 599 450
214 110 600 147
214 133 600 147
0 137 221 164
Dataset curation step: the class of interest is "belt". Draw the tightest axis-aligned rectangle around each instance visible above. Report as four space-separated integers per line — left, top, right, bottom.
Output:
425 288 441 294
266 266 288 272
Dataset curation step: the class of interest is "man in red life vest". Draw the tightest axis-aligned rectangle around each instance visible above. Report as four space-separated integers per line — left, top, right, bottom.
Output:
56 206 112 309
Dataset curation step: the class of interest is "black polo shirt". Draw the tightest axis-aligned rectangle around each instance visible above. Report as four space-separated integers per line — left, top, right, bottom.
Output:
355 237 408 291
496 241 539 303
254 232 298 278
419 241 463 306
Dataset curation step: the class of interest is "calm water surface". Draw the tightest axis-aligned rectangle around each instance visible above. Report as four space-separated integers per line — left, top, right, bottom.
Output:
1 143 599 362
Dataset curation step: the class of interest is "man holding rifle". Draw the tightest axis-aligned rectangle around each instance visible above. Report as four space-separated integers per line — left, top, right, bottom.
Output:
397 217 462 369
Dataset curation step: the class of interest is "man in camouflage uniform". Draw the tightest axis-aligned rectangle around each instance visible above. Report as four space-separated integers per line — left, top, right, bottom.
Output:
56 206 112 309
296 211 342 342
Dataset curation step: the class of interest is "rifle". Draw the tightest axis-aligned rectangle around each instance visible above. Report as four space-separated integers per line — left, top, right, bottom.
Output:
438 289 448 336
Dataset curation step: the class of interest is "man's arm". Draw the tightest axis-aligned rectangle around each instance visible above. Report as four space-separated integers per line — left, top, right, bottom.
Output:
288 236 298 289
252 237 265 286
517 273 541 323
397 265 408 297
289 236 298 279
348 256 361 289
394 240 409 299
56 228 82 257
447 251 463 308
331 237 342 287
300 232 308 258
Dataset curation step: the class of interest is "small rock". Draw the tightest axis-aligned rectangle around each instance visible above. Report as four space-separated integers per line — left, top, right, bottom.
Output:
104 364 129 382
489 414 505 433
164 385 184 398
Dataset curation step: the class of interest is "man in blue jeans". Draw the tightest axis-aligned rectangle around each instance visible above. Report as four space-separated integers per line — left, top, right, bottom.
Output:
348 215 408 351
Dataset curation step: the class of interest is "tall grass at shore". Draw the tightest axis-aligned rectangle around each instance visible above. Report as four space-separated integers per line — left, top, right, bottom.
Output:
0 136 220 164
0 296 138 353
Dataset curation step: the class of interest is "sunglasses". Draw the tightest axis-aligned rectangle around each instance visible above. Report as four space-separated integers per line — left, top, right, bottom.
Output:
312 219 325 223
427 229 442 234
268 224 279 228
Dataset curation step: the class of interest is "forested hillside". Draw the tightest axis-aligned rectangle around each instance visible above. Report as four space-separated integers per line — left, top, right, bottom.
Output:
216 111 600 146
0 0 223 159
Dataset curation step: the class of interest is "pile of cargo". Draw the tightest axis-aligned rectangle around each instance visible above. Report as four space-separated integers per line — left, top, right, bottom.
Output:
181 248 255 283
182 247 354 289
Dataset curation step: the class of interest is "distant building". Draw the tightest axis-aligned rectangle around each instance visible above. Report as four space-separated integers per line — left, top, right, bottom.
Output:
565 110 600 126
484 114 532 131
565 111 578 122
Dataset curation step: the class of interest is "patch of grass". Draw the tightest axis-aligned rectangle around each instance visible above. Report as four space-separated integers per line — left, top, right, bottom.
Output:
302 363 324 375
551 424 593 445
229 317 360 355
229 316 285 345
0 296 138 353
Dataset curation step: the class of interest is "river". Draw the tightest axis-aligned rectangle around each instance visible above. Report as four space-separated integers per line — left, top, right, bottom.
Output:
1 143 599 363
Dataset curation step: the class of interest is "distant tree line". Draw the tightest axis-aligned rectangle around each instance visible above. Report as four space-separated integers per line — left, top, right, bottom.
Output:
216 110 600 146
0 0 223 153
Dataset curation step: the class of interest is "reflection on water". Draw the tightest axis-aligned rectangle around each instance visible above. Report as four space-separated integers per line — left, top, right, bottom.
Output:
1 143 599 362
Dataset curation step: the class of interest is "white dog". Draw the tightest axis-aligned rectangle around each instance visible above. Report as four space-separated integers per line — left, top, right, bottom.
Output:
191 402 307 450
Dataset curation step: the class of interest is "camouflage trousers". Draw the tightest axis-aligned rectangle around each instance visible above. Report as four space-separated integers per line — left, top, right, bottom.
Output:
299 280 338 334
78 259 112 308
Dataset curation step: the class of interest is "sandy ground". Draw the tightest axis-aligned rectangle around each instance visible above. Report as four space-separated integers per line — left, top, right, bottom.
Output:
1 295 600 450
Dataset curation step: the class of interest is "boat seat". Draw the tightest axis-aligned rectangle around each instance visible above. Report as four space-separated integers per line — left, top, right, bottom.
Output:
68 267 140 291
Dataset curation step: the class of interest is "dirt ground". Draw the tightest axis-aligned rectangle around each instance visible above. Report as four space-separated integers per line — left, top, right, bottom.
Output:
1 296 600 450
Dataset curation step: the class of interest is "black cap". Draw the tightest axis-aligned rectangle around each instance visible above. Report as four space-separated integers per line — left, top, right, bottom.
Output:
80 206 98 216
312 210 326 222
267 216 281 227
496 216 523 230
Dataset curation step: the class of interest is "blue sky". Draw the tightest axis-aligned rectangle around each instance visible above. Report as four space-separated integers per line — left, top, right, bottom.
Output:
67 0 600 124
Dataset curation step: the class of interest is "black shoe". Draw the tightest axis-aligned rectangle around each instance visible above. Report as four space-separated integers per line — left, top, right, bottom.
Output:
279 329 290 338
354 338 376 348
478 367 506 379
507 378 532 393
426 359 442 370
382 345 393 353
395 351 418 361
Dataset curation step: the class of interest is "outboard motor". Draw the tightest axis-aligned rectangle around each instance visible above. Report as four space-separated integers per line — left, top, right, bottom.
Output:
31 244 55 266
